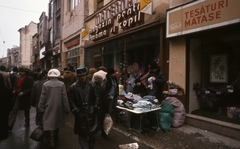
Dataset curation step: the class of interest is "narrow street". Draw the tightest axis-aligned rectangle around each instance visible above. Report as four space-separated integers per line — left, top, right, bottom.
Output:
0 108 149 149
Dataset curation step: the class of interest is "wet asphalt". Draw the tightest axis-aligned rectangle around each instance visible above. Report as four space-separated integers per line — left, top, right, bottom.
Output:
0 108 149 149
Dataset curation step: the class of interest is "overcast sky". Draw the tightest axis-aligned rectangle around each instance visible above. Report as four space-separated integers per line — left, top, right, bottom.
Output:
0 0 49 58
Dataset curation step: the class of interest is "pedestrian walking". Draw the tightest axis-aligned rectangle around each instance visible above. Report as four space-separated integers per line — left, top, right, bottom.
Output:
92 66 107 83
10 67 20 91
0 65 12 90
0 73 12 141
68 65 99 149
93 75 109 137
61 66 77 97
8 67 34 130
102 68 120 122
30 69 48 126
38 68 70 149
87 67 97 81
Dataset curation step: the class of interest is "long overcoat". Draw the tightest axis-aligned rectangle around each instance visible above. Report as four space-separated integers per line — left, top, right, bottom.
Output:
17 76 34 110
68 80 99 136
38 78 70 131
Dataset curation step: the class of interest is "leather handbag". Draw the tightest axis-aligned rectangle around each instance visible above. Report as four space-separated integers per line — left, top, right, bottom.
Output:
30 126 44 141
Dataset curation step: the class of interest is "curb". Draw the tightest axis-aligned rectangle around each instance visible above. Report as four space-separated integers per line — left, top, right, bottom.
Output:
112 125 158 149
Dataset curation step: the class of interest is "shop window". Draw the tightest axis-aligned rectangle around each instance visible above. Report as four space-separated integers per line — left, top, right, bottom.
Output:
85 27 160 87
55 17 60 38
189 30 240 123
66 48 79 59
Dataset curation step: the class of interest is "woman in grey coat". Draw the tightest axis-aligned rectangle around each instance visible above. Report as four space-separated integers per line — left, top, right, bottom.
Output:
38 68 70 149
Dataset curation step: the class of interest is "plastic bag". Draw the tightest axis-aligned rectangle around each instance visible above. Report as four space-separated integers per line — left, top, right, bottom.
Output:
103 114 113 135
30 126 44 141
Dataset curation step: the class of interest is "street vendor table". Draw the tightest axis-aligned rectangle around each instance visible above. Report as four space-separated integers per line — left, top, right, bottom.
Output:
116 106 161 133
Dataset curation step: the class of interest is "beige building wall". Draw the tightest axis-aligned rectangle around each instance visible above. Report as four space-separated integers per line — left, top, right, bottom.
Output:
19 21 37 67
61 0 85 68
169 37 186 93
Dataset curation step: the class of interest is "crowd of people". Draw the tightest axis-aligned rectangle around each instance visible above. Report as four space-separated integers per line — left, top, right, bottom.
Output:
0 60 166 149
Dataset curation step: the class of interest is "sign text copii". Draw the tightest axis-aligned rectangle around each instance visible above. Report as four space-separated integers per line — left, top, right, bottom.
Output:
90 0 144 41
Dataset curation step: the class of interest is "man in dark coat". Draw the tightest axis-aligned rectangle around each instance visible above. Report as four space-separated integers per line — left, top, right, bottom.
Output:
146 61 166 102
133 78 147 97
68 66 99 149
102 68 120 122
8 67 34 130
0 73 12 141
93 75 109 137
31 69 48 126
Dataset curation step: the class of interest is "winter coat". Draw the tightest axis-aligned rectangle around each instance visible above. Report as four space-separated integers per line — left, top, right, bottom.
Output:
146 68 166 101
0 70 12 89
133 84 147 97
17 76 34 110
63 70 77 93
68 80 99 136
102 75 119 99
92 70 107 82
31 76 48 125
94 83 109 131
0 74 12 141
31 76 48 107
38 78 70 131
10 73 20 91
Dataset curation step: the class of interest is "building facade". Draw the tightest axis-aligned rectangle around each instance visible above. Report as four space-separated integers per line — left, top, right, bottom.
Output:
7 46 20 70
166 0 240 139
61 0 84 70
18 21 38 67
82 0 170 88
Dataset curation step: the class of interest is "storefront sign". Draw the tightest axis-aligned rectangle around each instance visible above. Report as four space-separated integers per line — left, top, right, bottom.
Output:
81 29 89 41
140 0 153 15
166 0 240 38
52 46 59 55
65 38 80 49
89 0 144 41
40 47 45 59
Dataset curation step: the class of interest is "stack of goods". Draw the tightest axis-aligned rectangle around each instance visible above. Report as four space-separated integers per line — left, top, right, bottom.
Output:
117 93 161 111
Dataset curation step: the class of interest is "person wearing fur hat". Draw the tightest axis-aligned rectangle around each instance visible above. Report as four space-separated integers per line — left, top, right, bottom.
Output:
68 65 100 149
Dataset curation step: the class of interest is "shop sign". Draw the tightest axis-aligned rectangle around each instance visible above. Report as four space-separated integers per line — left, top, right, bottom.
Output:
166 0 240 38
40 47 45 59
140 0 153 15
89 0 144 41
52 46 59 55
65 38 80 49
81 29 89 41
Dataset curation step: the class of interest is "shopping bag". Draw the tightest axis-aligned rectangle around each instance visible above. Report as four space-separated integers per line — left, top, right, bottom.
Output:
103 114 113 135
30 126 44 141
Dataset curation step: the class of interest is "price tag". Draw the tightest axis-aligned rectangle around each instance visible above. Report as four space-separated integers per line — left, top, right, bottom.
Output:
205 90 210 94
216 92 221 95
228 89 233 93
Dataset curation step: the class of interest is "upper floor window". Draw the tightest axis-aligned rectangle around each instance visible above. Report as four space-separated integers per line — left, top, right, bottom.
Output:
49 1 53 19
69 0 80 11
97 0 103 9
